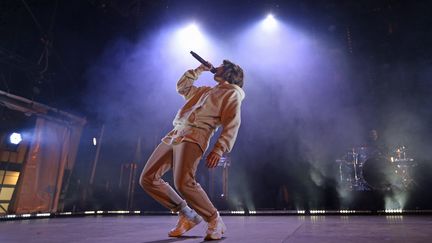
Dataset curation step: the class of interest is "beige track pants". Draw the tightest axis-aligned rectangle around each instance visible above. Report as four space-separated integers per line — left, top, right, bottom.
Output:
139 141 218 222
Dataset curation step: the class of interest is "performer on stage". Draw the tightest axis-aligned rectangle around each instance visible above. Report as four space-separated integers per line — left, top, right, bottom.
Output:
139 60 245 240
364 129 389 156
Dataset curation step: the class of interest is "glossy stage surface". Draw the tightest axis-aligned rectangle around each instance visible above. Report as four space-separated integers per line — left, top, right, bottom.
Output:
1 215 431 242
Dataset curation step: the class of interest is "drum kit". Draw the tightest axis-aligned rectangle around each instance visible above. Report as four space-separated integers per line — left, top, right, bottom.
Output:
336 145 416 191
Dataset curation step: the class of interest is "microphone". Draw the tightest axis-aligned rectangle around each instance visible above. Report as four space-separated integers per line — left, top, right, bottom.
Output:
190 51 217 73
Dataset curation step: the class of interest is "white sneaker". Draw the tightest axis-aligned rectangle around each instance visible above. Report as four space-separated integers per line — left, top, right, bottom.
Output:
168 212 202 237
205 215 226 240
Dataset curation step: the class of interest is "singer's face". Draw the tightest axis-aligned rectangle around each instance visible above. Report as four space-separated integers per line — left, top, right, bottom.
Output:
213 64 225 83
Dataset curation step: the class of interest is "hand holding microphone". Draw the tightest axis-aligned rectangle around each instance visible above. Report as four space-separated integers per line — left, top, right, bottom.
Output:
197 63 212 73
190 51 217 73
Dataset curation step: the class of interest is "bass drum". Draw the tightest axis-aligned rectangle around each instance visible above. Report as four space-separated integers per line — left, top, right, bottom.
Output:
361 157 397 190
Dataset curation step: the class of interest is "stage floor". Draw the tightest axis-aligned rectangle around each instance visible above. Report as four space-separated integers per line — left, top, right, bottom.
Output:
1 215 431 242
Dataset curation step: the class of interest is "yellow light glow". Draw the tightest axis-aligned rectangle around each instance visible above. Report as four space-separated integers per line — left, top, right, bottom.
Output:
3 171 20 185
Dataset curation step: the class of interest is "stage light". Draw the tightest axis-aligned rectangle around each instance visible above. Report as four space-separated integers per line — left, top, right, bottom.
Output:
384 209 403 214
310 210 326 214
176 23 207 51
339 210 356 214
230 210 245 215
107 210 130 214
181 23 200 36
93 137 97 146
165 22 215 69
9 132 22 145
262 14 277 30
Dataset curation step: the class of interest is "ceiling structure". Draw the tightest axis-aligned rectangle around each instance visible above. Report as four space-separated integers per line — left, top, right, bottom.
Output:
0 0 430 118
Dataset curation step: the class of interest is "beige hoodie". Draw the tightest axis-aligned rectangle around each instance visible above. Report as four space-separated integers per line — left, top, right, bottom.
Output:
162 68 245 156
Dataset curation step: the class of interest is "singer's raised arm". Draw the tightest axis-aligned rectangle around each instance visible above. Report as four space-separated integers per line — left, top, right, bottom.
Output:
176 67 207 100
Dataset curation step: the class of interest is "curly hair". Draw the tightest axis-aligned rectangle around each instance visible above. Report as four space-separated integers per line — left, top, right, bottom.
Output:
221 60 244 88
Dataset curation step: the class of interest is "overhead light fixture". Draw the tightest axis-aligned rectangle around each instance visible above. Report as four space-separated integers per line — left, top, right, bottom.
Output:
9 132 22 145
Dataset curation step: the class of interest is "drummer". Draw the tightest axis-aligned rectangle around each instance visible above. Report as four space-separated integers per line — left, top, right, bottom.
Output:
363 129 389 157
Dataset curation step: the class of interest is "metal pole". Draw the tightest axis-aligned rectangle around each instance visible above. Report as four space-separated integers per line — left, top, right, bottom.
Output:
223 165 229 200
119 164 124 188
127 163 132 209
89 124 104 185
128 163 137 209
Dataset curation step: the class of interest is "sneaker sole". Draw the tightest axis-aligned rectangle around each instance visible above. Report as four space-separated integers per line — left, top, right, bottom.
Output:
204 222 226 240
